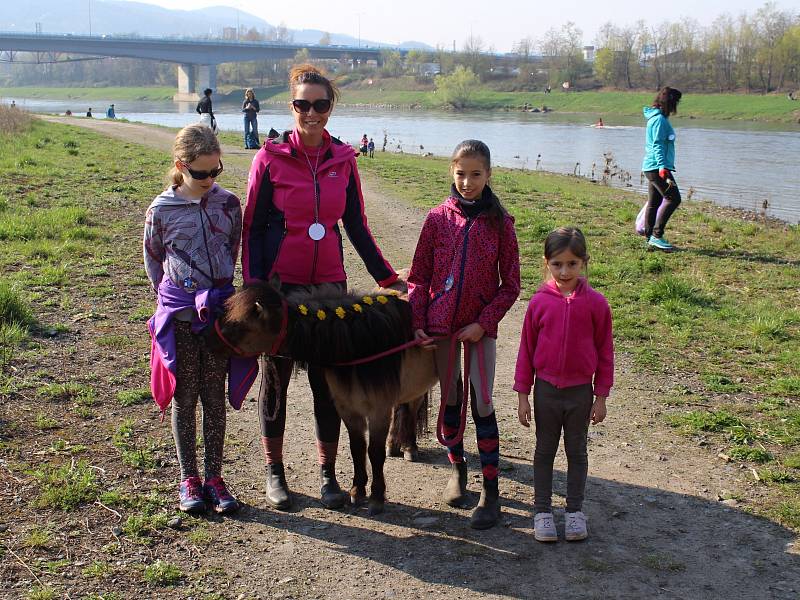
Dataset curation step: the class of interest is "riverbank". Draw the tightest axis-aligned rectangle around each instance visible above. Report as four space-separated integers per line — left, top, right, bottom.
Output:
4 85 800 123
0 116 798 598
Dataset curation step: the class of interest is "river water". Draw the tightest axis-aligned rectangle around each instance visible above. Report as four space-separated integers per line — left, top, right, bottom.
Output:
4 96 799 223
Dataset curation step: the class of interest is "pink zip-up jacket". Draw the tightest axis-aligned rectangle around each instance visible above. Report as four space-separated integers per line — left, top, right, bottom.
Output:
513 278 614 397
242 129 397 287
408 191 520 338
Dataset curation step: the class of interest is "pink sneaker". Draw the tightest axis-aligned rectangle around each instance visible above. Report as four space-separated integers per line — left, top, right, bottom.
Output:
178 476 206 513
203 476 239 514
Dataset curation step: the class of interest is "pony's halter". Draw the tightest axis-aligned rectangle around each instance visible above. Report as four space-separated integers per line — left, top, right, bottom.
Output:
212 298 288 358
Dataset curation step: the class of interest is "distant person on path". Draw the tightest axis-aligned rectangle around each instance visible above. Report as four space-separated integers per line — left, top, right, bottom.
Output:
10 100 15 108
642 86 683 252
144 124 247 516
360 134 369 156
595 117 604 127
242 88 260 149
242 64 399 512
514 226 613 543
196 88 216 133
86 108 93 118
368 137 375 158
106 104 116 119
65 110 72 116
409 139 521 530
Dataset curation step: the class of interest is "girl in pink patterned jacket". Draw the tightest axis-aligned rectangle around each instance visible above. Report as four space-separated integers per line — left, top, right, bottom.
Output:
408 139 520 530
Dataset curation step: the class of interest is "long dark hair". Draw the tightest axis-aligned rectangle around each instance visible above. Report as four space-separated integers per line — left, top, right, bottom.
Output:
653 86 682 117
450 139 507 231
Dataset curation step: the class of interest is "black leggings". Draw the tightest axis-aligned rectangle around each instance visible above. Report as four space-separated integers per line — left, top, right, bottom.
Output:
257 281 344 445
257 355 341 443
643 170 682 239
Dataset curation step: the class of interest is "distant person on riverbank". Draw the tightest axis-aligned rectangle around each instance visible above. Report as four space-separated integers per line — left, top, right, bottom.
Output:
10 100 15 109
144 123 244 516
595 117 604 127
360 134 369 156
65 110 72 116
242 88 260 149
409 139 520 530
514 226 613 542
86 108 93 118
368 137 375 157
106 104 116 119
196 88 216 133
642 86 683 252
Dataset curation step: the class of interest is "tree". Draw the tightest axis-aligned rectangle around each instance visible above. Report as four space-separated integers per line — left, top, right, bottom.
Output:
380 50 403 77
434 65 480 109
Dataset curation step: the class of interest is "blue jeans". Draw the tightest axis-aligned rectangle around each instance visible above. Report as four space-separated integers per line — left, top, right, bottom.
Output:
244 116 259 148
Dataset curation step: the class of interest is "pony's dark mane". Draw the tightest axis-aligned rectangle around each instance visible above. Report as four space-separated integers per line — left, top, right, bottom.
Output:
246 283 413 395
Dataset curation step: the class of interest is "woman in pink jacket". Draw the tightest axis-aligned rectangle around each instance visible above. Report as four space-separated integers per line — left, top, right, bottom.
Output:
409 139 520 530
242 64 398 511
514 226 614 543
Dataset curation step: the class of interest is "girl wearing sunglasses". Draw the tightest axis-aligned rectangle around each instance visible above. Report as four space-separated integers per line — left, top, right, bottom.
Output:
145 124 252 515
242 64 399 512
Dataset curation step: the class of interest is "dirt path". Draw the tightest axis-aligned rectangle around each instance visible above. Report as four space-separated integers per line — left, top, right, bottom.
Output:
30 117 800 599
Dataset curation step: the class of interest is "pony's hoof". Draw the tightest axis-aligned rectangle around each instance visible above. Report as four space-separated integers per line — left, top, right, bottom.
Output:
402 448 418 462
349 487 367 505
386 445 402 458
368 500 385 516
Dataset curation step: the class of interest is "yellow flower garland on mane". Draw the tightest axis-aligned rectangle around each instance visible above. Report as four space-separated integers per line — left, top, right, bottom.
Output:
376 295 388 304
316 309 326 320
335 307 346 319
352 303 363 313
298 304 308 315
362 296 373 305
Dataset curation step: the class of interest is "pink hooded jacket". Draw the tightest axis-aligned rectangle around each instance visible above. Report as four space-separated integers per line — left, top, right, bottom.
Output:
242 129 396 287
513 278 614 398
408 192 520 338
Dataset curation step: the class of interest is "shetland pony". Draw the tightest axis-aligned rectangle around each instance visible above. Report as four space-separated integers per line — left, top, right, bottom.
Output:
208 279 437 515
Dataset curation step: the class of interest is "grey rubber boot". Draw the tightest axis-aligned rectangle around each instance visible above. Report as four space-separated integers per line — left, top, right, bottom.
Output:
320 464 346 509
266 463 291 511
470 481 500 529
443 461 469 508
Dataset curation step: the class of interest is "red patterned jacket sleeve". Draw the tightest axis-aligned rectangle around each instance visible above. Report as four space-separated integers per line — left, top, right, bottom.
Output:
407 211 437 332
477 215 521 335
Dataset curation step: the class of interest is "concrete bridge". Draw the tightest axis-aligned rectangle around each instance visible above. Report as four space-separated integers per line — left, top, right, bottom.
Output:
0 32 397 100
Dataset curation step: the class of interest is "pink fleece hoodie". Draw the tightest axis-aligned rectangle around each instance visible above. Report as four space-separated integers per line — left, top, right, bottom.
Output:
513 278 614 397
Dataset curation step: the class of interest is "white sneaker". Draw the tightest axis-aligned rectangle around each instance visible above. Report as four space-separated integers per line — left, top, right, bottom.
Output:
565 511 588 541
534 512 558 542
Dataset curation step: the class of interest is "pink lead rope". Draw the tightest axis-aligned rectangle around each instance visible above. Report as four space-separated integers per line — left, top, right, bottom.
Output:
436 335 491 448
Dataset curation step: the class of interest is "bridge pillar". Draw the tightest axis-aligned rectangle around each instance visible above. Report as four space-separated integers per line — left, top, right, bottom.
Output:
197 65 217 95
174 63 197 102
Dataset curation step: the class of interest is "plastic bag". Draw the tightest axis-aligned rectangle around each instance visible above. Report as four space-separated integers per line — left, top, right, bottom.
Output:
635 201 666 236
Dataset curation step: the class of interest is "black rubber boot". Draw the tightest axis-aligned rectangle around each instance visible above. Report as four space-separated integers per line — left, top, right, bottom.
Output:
319 464 346 509
443 461 468 508
470 481 500 530
265 463 291 511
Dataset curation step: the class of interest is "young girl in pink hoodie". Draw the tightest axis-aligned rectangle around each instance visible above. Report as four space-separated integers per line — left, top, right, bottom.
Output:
514 226 614 543
409 139 520 530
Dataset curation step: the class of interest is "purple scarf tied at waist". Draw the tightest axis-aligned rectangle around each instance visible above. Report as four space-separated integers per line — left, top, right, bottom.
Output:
147 278 258 415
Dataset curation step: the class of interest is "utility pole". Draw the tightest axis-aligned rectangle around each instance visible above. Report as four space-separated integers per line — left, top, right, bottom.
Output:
88 0 92 36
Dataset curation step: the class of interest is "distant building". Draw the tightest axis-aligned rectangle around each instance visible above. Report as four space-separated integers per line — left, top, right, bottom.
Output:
418 62 441 77
583 46 595 62
222 27 237 41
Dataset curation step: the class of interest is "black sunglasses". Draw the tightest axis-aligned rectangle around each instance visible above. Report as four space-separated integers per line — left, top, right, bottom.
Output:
180 160 224 180
291 99 332 114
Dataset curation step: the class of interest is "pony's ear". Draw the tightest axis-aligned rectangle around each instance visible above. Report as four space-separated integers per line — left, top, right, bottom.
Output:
268 273 282 292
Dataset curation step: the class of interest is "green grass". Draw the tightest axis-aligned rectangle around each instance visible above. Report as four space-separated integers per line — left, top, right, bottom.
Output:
24 526 53 548
3 86 176 102
116 388 151 407
31 459 98 510
142 560 183 586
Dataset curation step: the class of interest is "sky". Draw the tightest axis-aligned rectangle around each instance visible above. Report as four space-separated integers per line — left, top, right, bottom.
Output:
128 0 797 52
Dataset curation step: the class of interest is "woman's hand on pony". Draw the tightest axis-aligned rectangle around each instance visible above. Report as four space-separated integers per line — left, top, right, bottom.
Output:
457 323 485 343
517 392 531 427
414 329 436 350
590 396 607 424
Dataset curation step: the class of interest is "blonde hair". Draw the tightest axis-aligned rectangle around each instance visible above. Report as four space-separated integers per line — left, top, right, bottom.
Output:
167 124 221 187
288 63 339 106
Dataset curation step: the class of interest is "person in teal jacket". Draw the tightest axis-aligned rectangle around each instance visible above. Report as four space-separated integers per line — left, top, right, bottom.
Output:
641 86 682 252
